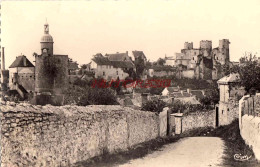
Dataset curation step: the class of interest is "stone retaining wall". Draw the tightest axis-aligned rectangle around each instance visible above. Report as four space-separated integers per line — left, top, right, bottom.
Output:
182 110 216 132
0 104 159 167
239 94 260 161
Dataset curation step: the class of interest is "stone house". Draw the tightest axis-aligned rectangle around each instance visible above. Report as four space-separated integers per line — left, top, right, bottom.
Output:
216 73 246 126
164 55 176 66
91 52 135 80
9 55 35 97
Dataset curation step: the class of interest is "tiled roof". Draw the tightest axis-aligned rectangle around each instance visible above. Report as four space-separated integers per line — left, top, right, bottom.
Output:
106 52 130 61
92 56 134 68
174 97 201 105
9 56 34 68
132 51 147 59
171 92 191 98
217 73 240 84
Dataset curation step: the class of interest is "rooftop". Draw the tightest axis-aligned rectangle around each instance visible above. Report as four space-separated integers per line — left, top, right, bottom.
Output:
9 55 34 68
217 73 240 84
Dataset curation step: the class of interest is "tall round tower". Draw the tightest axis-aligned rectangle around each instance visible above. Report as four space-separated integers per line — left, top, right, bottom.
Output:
35 22 55 94
40 22 54 55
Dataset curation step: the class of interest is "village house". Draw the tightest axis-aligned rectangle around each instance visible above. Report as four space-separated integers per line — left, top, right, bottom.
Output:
132 50 148 79
216 73 246 126
8 55 35 98
164 55 176 66
147 66 176 78
90 52 135 80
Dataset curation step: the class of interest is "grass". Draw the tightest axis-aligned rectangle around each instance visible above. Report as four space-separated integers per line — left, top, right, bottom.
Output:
73 119 260 167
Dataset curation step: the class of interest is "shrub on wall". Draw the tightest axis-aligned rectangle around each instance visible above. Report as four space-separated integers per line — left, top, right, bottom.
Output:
141 99 166 114
169 100 207 115
64 84 118 106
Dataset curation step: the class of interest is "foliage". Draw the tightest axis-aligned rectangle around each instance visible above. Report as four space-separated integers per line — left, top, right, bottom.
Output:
224 53 260 93
73 77 93 87
81 64 88 69
201 81 219 106
156 58 166 66
141 99 166 114
123 68 136 80
135 56 145 79
169 100 210 115
64 83 118 106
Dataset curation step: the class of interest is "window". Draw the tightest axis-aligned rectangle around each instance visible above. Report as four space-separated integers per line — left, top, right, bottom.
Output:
103 72 105 76
193 57 194 60
217 57 218 60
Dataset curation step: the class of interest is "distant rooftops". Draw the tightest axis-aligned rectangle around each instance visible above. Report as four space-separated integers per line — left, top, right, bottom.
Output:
92 53 134 68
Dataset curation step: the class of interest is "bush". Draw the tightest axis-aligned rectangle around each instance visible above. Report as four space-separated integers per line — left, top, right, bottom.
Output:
141 99 166 113
169 100 207 115
64 84 118 106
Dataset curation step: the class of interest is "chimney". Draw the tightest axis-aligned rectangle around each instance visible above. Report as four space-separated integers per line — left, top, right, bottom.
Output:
1 47 5 70
126 51 128 55
187 88 191 94
180 90 184 95
23 56 27 66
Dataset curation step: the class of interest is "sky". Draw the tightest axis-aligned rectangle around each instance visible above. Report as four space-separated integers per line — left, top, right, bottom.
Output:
1 0 260 67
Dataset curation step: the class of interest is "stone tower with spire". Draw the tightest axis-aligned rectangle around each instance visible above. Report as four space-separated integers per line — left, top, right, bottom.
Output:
40 21 54 55
35 22 55 94
33 21 68 105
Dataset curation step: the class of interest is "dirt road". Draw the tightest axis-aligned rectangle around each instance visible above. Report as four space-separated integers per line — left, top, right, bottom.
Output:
118 137 225 167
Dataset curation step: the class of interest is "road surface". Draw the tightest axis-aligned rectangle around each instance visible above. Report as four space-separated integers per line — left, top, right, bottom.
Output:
118 137 225 167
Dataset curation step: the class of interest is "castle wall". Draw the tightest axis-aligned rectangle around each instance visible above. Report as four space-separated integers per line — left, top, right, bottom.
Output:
0 104 159 167
219 39 230 49
184 42 193 50
35 54 55 93
182 70 195 79
200 40 212 49
53 55 68 95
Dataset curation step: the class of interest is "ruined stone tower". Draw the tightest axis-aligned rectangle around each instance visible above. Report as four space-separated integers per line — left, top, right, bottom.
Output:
218 39 230 64
184 42 193 50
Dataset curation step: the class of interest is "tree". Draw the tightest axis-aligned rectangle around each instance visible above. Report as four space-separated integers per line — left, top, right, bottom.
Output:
157 58 166 66
64 84 118 106
81 64 88 70
141 99 166 114
223 53 260 93
135 56 145 79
